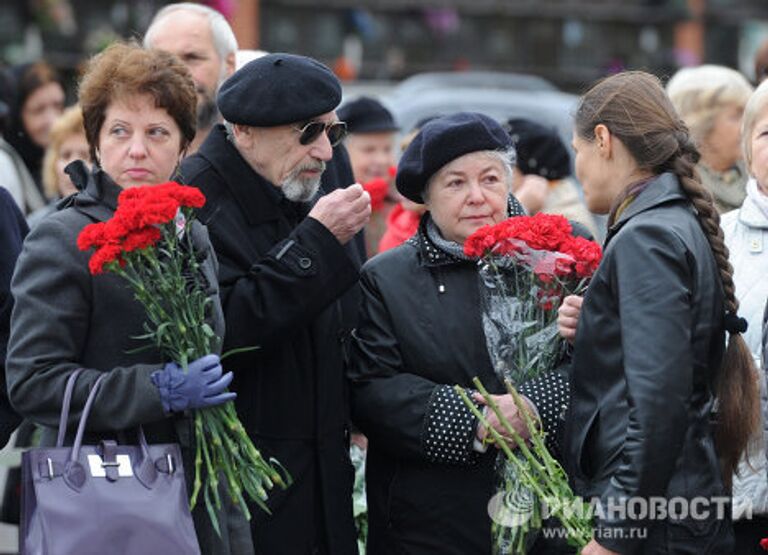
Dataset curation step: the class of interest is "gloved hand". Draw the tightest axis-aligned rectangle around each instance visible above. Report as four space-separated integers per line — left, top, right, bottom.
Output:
150 354 236 413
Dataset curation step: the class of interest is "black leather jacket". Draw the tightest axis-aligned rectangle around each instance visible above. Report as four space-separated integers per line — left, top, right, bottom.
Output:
563 173 732 553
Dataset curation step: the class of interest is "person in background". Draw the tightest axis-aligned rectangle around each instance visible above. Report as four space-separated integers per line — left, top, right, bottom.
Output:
337 96 399 256
377 195 424 253
144 2 237 154
0 99 39 215
666 65 753 214
721 78 768 554
0 61 65 210
377 124 426 253
505 117 599 237
563 71 757 554
754 38 768 85
6 43 248 553
27 105 89 227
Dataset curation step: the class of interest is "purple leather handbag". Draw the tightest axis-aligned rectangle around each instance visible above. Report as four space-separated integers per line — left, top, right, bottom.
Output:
20 369 201 554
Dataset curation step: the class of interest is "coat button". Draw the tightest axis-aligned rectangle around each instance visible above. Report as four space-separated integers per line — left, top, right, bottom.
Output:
298 257 312 269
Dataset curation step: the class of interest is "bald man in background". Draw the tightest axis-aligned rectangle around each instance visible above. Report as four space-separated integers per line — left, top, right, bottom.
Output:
144 2 237 153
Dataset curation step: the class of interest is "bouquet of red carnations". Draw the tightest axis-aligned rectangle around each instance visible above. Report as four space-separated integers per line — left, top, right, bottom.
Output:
77 182 289 534
464 213 602 386
463 213 601 553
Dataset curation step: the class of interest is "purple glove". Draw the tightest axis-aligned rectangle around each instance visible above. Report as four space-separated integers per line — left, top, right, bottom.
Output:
150 354 236 413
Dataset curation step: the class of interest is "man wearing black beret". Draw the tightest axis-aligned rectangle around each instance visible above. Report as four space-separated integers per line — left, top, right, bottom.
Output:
337 96 399 255
180 53 370 555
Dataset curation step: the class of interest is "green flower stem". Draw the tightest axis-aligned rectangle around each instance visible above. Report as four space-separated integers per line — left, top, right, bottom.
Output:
471 379 550 480
105 208 289 534
454 387 547 501
456 380 592 550
190 412 204 508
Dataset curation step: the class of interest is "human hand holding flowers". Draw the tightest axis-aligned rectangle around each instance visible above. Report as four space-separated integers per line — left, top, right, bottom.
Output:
77 182 290 534
557 294 583 343
473 393 533 448
458 380 593 552
462 213 602 553
151 354 236 413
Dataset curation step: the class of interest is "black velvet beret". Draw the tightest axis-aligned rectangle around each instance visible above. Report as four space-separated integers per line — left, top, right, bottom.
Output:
337 96 398 133
396 112 512 203
505 118 571 179
217 53 342 126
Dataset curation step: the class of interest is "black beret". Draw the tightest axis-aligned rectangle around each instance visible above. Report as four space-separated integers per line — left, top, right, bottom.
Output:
505 118 571 179
396 112 512 203
217 53 341 126
337 96 398 133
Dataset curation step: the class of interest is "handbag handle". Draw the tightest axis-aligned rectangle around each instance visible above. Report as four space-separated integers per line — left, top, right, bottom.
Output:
69 373 107 462
56 368 85 447
68 374 152 463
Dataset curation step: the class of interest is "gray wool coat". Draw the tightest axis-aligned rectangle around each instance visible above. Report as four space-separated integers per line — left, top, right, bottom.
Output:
6 162 251 554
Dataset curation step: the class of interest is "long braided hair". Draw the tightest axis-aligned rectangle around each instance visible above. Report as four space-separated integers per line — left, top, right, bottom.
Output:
574 71 759 488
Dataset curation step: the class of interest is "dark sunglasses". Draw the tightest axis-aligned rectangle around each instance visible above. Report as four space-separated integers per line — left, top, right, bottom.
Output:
294 120 348 147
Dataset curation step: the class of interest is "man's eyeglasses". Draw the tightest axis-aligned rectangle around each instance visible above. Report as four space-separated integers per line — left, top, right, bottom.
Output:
294 120 348 147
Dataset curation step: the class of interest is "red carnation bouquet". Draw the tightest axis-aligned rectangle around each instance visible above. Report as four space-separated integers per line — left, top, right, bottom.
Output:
78 183 289 533
464 213 601 385
461 213 601 553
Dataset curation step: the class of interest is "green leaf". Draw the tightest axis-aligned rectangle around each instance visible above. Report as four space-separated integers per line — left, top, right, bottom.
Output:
204 485 222 537
220 345 261 361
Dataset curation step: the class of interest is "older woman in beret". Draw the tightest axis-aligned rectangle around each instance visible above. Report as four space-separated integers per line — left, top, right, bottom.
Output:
349 112 574 554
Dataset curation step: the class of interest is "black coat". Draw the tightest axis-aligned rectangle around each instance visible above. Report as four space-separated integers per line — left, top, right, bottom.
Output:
180 125 364 555
563 173 733 553
349 215 568 555
0 187 25 447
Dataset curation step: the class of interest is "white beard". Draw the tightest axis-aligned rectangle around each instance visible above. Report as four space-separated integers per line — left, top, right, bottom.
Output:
281 162 325 202
282 176 321 202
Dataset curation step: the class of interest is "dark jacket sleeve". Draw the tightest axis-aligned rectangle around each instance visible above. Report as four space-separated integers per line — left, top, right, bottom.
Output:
214 215 360 351
594 223 694 551
349 267 481 465
350 259 571 464
518 368 570 455
6 215 166 431
0 188 26 445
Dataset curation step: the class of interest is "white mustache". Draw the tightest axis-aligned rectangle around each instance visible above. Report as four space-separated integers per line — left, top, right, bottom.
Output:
294 161 326 176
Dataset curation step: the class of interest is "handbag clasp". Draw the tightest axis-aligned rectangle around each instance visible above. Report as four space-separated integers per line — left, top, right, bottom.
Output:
87 454 134 478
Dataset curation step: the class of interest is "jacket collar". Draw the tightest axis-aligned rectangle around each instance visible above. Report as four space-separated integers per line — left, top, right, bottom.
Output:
407 214 466 267
737 178 768 229
195 124 285 226
607 173 688 237
62 160 122 222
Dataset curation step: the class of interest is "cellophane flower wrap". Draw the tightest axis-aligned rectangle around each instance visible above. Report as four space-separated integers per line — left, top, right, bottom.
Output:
463 213 601 553
77 183 289 534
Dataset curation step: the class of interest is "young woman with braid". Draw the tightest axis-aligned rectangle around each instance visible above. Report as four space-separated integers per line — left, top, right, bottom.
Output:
558 71 759 554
